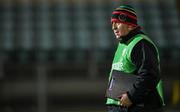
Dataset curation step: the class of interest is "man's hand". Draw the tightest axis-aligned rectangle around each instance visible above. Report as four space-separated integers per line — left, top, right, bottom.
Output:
120 93 132 107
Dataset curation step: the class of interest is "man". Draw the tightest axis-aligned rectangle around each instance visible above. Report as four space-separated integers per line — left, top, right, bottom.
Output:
106 5 165 112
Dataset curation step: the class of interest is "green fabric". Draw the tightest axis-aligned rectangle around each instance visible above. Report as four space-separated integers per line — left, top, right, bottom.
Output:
157 80 165 106
106 34 164 105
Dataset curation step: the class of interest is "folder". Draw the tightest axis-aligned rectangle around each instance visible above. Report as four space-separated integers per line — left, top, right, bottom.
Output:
106 70 138 100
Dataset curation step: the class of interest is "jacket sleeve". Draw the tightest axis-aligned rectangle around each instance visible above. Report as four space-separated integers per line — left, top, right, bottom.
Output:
127 40 161 104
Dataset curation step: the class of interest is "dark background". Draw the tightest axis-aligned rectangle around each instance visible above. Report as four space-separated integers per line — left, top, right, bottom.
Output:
0 0 180 112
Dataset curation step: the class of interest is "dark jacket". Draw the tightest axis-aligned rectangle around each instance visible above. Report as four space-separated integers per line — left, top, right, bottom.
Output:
120 27 164 110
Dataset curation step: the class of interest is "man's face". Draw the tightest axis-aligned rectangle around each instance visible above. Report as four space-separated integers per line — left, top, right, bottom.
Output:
112 22 131 39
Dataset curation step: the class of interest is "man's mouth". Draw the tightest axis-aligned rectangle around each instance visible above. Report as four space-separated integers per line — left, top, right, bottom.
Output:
114 31 120 36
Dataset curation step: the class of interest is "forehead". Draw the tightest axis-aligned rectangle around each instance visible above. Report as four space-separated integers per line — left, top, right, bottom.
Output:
112 22 127 27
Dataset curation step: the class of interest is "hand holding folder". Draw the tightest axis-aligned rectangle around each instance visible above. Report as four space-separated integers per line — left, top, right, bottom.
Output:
106 70 138 100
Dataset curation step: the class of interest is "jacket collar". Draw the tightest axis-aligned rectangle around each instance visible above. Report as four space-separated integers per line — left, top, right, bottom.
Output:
119 26 144 44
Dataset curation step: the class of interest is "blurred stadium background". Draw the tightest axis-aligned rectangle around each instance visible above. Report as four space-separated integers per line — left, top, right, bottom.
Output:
0 0 180 112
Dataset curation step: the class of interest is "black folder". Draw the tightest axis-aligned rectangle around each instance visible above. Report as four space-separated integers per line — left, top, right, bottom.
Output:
106 70 138 100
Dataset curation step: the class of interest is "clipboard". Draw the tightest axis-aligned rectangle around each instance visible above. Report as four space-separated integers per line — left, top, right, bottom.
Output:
106 70 138 100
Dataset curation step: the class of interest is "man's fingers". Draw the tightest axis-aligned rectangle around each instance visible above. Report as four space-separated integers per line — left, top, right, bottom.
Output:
120 96 126 106
120 94 132 107
120 96 123 106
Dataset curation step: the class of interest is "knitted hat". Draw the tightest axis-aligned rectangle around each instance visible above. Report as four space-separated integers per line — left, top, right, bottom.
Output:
111 5 138 27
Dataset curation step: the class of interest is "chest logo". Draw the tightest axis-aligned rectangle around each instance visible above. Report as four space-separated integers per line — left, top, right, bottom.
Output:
112 62 123 70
